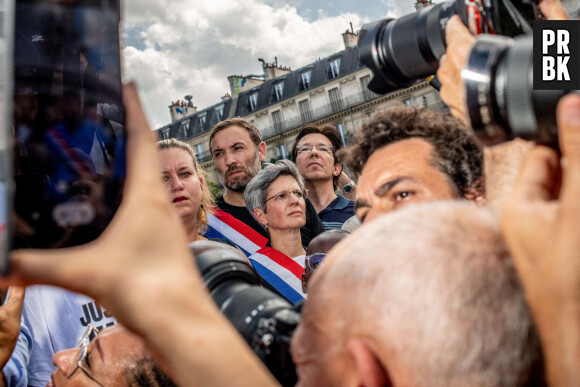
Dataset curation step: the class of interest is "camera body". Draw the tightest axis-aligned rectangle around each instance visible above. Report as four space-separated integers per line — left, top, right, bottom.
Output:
193 248 299 387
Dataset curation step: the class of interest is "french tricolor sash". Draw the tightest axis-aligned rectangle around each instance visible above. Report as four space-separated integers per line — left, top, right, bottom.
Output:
248 247 306 305
205 209 269 257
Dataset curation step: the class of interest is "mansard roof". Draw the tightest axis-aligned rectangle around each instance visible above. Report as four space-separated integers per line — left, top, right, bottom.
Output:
156 45 364 141
235 46 362 116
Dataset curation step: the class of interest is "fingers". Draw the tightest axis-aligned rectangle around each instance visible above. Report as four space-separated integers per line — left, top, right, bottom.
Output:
122 83 164 200
445 16 474 63
509 145 561 203
557 94 580 210
540 0 570 21
2 287 24 316
9 245 98 291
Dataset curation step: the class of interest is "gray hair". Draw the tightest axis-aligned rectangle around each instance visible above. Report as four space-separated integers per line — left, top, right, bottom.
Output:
244 159 305 219
309 201 543 387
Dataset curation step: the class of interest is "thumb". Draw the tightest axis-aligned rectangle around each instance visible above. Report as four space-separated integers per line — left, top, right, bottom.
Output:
508 145 561 204
1 287 24 316
558 94 580 209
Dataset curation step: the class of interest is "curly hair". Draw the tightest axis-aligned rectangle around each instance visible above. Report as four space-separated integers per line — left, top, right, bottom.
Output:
157 138 215 234
291 124 344 190
338 107 484 198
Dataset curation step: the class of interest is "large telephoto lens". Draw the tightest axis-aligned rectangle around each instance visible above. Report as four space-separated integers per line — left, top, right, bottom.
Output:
358 1 460 94
194 248 299 386
464 35 576 145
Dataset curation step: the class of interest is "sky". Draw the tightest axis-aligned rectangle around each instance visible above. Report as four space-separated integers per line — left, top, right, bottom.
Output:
120 0 442 129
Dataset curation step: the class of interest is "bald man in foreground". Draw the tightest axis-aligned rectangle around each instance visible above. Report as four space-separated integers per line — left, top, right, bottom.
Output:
292 201 544 386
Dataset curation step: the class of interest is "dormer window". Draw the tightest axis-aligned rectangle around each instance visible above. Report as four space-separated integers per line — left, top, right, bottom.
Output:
215 104 224 120
160 128 170 140
328 58 341 79
272 81 284 102
179 121 190 139
299 70 311 91
247 92 258 112
198 113 206 127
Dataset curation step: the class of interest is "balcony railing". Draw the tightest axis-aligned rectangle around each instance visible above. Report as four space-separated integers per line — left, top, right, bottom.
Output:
260 89 379 140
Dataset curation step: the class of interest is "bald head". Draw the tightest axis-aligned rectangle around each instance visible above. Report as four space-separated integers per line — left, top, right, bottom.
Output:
298 201 543 387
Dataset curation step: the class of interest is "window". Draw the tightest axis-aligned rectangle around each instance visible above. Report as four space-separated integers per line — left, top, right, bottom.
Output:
179 121 190 139
247 92 258 112
215 104 224 120
298 70 311 91
272 81 284 102
272 110 284 133
160 128 170 140
336 123 347 146
403 97 413 107
422 95 428 108
328 58 341 79
328 88 342 113
299 99 313 125
279 143 288 160
198 113 206 127
360 75 374 102
194 143 204 160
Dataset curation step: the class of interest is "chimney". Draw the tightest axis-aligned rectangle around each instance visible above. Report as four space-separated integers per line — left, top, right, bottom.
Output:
263 57 291 80
342 23 358 49
169 96 197 122
221 92 231 101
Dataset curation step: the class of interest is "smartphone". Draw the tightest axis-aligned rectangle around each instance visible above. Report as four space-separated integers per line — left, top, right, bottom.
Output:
0 0 14 275
2 0 126 274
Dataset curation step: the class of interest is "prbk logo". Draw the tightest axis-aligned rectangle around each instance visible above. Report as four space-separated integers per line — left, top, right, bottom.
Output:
534 20 580 90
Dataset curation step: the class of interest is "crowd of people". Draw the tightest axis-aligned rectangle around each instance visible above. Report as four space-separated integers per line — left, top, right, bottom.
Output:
1 0 579 386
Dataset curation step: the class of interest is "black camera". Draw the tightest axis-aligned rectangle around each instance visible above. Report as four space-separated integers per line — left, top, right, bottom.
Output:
358 0 578 144
461 34 578 144
358 0 540 95
193 248 299 387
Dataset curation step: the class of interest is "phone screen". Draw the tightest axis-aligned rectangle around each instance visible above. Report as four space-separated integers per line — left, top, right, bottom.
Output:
6 0 126 271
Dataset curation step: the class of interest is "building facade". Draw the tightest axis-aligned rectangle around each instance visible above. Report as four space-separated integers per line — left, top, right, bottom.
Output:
155 25 447 185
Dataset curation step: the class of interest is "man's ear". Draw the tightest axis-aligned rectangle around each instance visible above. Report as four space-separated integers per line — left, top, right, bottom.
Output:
253 208 268 227
258 142 267 162
347 338 390 387
333 162 343 177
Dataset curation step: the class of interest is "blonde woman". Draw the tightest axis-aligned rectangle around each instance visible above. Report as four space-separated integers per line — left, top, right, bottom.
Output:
158 139 214 242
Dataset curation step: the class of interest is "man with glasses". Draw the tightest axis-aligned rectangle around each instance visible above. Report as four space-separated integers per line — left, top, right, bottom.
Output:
205 118 323 255
291 124 355 230
50 324 176 386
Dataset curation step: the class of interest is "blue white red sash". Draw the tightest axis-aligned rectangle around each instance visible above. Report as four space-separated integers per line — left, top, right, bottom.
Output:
249 247 306 305
205 209 268 257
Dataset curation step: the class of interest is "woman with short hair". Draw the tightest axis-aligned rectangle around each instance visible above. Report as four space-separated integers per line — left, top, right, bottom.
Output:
244 160 307 304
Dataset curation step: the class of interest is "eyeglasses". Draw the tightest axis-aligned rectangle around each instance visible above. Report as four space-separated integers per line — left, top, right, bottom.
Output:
305 253 326 271
265 189 307 204
296 144 334 155
66 324 104 386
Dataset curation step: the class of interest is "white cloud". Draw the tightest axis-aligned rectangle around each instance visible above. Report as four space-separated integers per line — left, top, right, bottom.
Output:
121 0 366 129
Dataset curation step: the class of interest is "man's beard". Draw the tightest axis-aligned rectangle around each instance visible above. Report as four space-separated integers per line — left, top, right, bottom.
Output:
217 151 262 193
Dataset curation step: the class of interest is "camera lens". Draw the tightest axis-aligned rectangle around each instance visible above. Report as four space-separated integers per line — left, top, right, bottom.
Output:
464 35 575 145
358 1 458 94
193 248 299 386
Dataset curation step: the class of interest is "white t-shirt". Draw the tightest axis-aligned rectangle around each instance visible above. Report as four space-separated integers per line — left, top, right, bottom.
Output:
22 285 117 387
